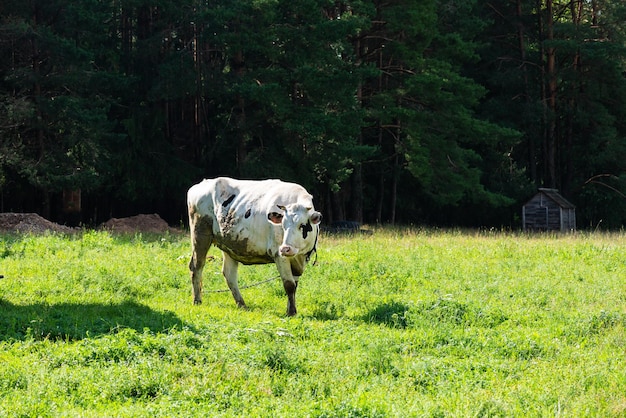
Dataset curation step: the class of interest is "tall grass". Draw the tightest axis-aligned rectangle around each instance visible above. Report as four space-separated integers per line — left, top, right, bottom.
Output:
1 229 625 416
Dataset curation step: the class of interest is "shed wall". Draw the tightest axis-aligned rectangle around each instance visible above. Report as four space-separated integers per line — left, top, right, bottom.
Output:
523 192 576 231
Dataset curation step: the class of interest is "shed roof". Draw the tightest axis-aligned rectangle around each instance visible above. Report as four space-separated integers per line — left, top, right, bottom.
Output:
529 188 576 209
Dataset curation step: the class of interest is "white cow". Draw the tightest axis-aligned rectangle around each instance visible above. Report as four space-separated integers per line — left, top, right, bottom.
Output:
187 177 322 316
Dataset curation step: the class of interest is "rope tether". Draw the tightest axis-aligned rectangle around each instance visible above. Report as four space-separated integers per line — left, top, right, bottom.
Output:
204 275 281 293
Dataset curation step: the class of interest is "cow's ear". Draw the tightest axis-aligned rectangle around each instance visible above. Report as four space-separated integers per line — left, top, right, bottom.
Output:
267 212 283 225
310 211 322 225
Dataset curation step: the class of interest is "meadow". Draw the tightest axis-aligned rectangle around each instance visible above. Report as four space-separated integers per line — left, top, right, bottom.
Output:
0 228 625 417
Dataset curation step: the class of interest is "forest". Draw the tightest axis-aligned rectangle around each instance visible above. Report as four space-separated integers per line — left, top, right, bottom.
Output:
1 0 626 229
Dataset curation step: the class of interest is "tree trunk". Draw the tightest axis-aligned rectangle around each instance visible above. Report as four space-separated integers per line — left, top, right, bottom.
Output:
331 190 345 223
375 118 385 224
232 50 247 173
121 5 132 73
390 154 398 225
545 0 558 189
350 81 364 223
31 3 49 218
375 165 384 224
350 162 363 223
517 0 537 184
563 0 584 196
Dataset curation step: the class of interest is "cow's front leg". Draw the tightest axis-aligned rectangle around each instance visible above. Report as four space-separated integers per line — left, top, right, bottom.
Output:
283 279 298 316
276 258 297 316
222 252 247 309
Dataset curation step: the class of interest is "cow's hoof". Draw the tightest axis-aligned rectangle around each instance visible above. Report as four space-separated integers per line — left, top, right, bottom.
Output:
193 300 202 305
286 308 297 317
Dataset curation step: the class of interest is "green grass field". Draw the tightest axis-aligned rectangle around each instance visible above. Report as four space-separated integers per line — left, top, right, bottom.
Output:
1 229 625 417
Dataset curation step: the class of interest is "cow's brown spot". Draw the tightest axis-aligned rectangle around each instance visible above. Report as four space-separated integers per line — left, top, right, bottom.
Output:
220 209 238 236
218 238 274 265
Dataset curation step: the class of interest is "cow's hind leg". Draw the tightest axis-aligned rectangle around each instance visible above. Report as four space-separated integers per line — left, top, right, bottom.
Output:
222 252 247 309
189 214 213 305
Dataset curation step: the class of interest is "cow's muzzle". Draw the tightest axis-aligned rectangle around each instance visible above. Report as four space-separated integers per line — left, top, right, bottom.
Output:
279 245 298 257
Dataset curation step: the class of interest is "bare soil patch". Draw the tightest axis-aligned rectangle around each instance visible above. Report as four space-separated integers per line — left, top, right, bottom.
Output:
0 212 182 235
98 214 182 234
0 213 76 234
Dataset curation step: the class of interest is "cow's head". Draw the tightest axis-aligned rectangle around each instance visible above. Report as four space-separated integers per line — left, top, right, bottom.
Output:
267 204 322 257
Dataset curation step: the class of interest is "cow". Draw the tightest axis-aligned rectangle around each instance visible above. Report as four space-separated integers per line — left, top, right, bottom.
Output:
187 177 322 316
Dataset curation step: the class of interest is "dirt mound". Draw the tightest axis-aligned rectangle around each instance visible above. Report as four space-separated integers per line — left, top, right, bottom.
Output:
99 213 182 234
0 212 182 235
0 213 76 234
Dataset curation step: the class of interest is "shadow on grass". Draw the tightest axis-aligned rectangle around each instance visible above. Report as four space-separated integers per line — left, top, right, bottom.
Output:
361 298 510 329
362 301 412 328
0 299 190 341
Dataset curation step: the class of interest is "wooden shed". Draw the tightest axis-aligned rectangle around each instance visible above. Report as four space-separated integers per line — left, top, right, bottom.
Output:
522 188 576 232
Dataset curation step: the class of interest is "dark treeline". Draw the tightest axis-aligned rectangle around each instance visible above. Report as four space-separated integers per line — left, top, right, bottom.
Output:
1 0 626 228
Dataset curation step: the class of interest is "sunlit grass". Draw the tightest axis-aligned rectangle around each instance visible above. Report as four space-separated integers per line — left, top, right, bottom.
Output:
1 229 625 416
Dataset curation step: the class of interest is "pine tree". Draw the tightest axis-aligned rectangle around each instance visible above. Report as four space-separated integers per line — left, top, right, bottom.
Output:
0 0 120 217
477 0 626 227
350 0 521 225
